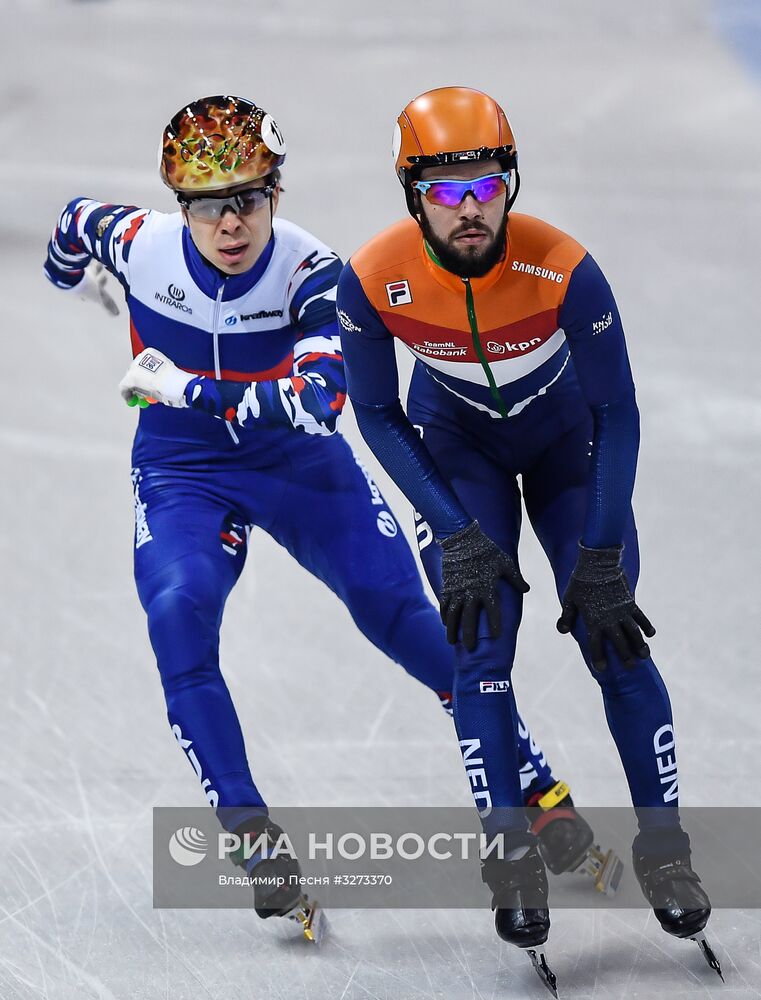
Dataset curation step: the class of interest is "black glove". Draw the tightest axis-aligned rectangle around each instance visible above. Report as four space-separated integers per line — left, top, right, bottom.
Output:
557 542 656 670
440 520 529 651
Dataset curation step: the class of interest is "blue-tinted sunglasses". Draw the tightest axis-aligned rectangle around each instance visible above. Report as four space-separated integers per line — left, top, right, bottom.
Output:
412 172 510 207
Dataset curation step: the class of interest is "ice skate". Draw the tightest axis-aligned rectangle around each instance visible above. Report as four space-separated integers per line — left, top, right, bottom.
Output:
482 843 558 996
529 781 623 896
632 832 723 981
252 858 328 944
234 817 329 945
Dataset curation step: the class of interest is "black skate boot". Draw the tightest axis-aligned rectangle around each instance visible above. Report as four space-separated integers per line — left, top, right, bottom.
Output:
632 829 723 980
232 815 327 943
528 781 623 895
481 841 557 996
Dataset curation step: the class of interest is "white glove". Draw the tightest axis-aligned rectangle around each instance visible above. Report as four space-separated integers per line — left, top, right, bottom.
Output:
76 261 120 316
119 348 192 408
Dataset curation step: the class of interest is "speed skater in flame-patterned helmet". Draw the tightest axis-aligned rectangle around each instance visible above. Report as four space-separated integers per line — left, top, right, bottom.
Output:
159 95 287 195
392 86 520 220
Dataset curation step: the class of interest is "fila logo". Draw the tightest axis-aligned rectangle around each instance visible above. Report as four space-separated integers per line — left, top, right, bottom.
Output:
386 280 413 306
480 680 510 694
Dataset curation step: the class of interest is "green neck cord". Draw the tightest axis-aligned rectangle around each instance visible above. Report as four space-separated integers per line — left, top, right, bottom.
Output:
423 240 508 418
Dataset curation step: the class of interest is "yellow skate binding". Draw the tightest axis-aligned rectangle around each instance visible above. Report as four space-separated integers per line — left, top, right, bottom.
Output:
533 782 624 896
575 843 624 897
285 894 329 945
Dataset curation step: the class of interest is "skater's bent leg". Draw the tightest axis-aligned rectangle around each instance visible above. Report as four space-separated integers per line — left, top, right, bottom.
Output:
138 551 267 821
451 583 529 840
524 422 681 829
405 423 536 841
133 485 266 828
548 522 679 825
268 433 456 695
418 505 556 810
272 434 528 841
348 582 456 693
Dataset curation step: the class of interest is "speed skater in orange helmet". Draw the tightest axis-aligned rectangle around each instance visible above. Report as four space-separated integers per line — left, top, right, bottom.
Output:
336 86 720 989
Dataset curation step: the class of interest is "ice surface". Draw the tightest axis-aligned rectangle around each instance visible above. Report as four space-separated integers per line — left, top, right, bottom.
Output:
1 0 760 996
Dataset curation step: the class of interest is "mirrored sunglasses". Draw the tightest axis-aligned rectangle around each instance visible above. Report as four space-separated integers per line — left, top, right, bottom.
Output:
412 172 510 208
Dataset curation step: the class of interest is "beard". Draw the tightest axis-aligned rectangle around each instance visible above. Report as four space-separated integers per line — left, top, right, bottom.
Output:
419 212 507 279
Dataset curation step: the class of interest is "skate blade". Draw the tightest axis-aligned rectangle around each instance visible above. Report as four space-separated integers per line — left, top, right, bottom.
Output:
691 932 724 982
576 845 624 896
526 948 559 998
285 896 328 945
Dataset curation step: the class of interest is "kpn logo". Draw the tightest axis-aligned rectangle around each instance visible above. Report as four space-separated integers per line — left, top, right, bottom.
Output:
168 826 208 866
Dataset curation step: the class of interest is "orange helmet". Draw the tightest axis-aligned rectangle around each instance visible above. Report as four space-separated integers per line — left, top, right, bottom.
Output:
393 87 519 217
159 95 286 195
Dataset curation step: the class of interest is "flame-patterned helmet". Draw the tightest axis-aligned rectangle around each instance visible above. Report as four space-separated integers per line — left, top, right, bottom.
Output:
393 87 519 218
159 95 286 194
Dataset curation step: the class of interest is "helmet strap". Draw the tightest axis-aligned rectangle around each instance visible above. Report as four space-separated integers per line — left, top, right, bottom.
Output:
404 178 421 221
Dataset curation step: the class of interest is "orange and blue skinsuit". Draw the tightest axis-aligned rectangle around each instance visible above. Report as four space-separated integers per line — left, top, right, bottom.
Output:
338 213 682 844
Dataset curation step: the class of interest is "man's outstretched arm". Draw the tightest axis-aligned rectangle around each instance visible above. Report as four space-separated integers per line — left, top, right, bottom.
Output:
44 196 148 303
